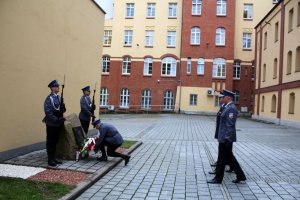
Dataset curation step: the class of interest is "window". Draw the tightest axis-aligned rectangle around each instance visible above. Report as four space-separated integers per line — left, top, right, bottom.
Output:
273 58 278 79
273 0 279 4
192 0 202 15
103 30 112 45
102 56 110 73
233 61 241 79
251 65 255 80
289 93 295 114
168 3 177 18
197 58 205 75
161 57 177 76
100 88 109 106
243 33 252 49
287 51 292 74
296 46 300 72
243 4 253 19
216 0 227 16
215 96 221 107
191 27 201 45
216 28 225 46
262 64 266 82
122 57 131 75
234 91 240 104
145 31 154 46
261 96 265 112
264 32 267 50
275 22 279 42
163 90 174 110
144 58 153 75
167 31 176 47
271 95 276 113
141 90 151 109
288 8 294 32
190 94 198 106
213 58 226 78
120 88 130 108
187 57 192 74
298 2 300 26
124 30 133 46
147 3 156 18
126 3 134 18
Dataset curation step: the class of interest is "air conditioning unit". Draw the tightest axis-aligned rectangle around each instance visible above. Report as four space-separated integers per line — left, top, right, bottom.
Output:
107 105 115 111
207 89 215 96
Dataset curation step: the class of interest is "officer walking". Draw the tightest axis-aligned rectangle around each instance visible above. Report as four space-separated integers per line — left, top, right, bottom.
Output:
207 90 246 184
92 119 131 166
43 80 66 167
79 86 95 134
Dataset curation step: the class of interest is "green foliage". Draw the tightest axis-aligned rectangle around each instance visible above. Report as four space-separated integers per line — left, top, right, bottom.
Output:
121 140 137 149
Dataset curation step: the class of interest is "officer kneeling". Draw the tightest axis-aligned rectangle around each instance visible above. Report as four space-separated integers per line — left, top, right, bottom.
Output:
92 119 130 166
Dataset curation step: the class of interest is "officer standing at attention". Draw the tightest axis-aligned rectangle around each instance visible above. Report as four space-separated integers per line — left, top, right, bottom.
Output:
79 86 95 134
43 80 66 167
207 90 246 184
92 119 131 166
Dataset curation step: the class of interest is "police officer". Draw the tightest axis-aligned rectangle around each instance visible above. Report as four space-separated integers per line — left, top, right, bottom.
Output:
43 80 66 167
92 119 131 166
79 86 95 134
207 90 246 184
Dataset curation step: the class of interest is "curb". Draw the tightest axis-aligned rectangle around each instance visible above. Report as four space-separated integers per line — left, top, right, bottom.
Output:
59 141 142 200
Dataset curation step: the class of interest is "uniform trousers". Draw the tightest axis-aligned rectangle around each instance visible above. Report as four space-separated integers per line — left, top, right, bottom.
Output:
99 141 127 159
46 125 63 161
215 142 246 181
80 119 90 134
216 143 234 170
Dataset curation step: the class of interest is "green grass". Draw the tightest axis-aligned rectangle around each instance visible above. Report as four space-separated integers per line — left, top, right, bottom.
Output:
121 140 138 149
0 177 74 200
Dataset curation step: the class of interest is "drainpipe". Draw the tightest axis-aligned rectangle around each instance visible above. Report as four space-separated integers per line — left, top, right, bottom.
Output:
178 0 184 114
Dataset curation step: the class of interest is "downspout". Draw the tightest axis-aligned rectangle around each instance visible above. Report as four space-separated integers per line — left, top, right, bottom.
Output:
178 0 185 114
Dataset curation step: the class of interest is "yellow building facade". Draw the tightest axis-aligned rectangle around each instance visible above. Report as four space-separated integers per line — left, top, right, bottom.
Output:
0 0 105 161
254 0 300 128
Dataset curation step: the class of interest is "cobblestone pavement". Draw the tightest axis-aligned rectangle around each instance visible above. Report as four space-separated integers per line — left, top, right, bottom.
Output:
77 114 299 200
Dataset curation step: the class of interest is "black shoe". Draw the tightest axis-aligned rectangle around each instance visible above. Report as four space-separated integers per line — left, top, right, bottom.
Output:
232 177 246 183
124 155 130 166
208 170 216 174
54 159 62 164
211 162 218 167
48 160 57 167
97 156 108 161
225 169 234 173
207 178 222 184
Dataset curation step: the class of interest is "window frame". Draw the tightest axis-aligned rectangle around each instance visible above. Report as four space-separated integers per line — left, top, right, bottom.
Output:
141 89 152 110
103 30 112 46
124 30 133 46
100 88 109 107
122 56 131 75
216 0 227 16
213 58 226 78
233 61 241 80
168 3 177 18
187 57 192 74
145 30 154 47
167 31 176 47
126 3 135 18
163 90 174 110
192 0 202 15
242 32 252 50
243 4 253 20
147 3 156 18
216 28 226 46
143 58 153 76
197 58 205 75
120 88 130 108
190 27 201 45
161 57 177 76
102 56 110 74
189 94 198 106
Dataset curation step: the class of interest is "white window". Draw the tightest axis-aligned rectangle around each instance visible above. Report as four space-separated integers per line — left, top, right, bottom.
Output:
163 90 174 110
144 58 153 75
191 27 201 45
100 88 109 106
126 3 134 18
145 31 154 46
215 96 221 107
168 3 177 18
124 30 133 46
192 0 202 15
120 88 130 108
243 4 253 19
141 90 151 109
243 33 252 49
233 61 241 79
190 94 198 106
213 58 226 78
147 3 156 17
102 56 110 73
187 57 192 74
234 91 240 104
216 0 226 16
167 31 176 47
197 58 205 75
103 30 112 45
216 28 225 46
273 0 279 4
122 57 131 74
161 57 177 76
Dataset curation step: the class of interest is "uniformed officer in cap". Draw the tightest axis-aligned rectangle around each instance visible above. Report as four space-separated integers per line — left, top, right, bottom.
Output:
207 90 246 184
79 86 95 134
43 80 66 167
92 119 131 166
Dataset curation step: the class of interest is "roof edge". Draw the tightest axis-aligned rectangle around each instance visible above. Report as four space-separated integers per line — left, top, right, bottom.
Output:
255 0 283 29
91 0 106 14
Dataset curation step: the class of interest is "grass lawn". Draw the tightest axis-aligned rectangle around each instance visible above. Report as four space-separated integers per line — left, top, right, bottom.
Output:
121 140 138 149
0 177 74 200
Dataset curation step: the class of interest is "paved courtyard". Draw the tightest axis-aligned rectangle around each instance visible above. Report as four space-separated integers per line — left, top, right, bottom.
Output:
77 114 300 200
